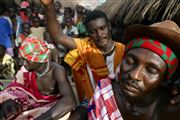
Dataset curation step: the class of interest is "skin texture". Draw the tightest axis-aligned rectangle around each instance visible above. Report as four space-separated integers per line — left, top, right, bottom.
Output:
40 1 114 119
86 17 113 53
1 59 76 120
120 48 166 99
112 48 179 120
40 0 180 119
113 48 167 120
41 0 114 54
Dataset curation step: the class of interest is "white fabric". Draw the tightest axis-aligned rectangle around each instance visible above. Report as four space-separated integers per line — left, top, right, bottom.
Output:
106 51 115 74
63 25 79 36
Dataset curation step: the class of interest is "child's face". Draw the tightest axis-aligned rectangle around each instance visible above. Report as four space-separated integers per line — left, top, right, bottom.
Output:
32 18 40 27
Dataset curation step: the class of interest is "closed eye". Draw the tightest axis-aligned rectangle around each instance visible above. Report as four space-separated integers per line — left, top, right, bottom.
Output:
146 64 161 74
125 55 136 65
99 25 107 30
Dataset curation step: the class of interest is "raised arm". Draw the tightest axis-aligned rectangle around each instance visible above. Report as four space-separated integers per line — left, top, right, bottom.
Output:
41 0 76 50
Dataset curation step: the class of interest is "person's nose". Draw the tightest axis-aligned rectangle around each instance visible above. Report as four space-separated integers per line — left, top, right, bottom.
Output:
129 65 143 81
97 29 104 37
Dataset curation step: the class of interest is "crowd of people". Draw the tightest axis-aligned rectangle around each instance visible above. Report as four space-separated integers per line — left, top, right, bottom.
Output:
0 0 89 80
0 0 179 120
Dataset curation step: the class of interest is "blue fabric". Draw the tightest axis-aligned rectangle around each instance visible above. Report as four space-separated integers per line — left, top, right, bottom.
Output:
0 17 13 48
16 15 23 37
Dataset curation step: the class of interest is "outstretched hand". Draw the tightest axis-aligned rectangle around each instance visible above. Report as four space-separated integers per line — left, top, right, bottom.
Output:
170 79 180 105
40 0 54 6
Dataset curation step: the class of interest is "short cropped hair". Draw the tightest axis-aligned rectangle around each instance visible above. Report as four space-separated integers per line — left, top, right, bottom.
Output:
84 10 109 29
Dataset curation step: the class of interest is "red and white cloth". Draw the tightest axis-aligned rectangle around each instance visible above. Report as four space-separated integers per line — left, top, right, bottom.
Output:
0 66 59 120
88 78 123 120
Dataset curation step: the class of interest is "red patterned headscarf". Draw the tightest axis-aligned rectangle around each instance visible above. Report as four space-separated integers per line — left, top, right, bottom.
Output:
19 35 51 63
126 37 178 80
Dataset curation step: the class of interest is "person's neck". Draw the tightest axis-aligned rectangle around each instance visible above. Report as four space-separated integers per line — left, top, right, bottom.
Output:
36 62 50 77
124 88 163 107
99 40 114 54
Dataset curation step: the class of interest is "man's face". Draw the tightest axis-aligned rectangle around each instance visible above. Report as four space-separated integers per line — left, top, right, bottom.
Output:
65 18 73 27
23 59 42 71
87 17 112 49
120 48 166 98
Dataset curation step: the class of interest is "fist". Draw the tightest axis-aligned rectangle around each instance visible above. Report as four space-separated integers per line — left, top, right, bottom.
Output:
40 0 54 6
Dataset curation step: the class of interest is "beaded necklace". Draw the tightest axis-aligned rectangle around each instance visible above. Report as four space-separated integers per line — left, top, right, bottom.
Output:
36 62 50 77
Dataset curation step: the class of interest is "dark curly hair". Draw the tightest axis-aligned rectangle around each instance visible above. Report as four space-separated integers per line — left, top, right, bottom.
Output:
84 10 109 29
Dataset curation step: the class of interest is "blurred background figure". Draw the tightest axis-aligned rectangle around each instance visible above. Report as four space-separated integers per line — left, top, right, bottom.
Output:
0 44 15 79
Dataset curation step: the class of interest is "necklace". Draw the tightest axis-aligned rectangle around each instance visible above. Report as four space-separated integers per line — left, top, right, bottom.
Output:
36 62 50 77
101 43 115 55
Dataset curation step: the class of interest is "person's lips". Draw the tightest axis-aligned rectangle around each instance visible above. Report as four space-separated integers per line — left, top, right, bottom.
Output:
121 80 141 93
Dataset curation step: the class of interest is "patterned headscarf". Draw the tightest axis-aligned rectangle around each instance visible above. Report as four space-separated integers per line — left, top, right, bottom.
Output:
19 35 51 63
126 37 178 80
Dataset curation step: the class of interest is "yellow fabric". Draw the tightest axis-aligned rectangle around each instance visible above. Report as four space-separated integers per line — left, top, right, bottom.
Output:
64 38 125 101
0 54 15 78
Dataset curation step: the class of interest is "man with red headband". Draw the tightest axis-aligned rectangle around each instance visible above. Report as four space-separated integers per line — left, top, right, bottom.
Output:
0 35 76 120
88 20 180 120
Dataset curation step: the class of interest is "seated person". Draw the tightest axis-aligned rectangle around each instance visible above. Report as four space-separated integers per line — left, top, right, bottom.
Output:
88 20 180 120
0 44 15 79
0 35 76 120
63 17 79 38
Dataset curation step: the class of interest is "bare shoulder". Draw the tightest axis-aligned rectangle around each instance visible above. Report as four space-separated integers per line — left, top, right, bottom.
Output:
50 62 67 82
51 62 65 69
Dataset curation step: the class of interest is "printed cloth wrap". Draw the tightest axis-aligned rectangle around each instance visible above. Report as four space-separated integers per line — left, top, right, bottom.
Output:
19 35 51 63
88 78 123 120
126 37 178 80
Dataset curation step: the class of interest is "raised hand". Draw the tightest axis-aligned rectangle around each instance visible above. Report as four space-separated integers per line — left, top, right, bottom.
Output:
40 0 54 6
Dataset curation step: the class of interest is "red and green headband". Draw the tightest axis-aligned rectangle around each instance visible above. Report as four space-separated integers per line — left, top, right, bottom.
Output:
126 37 178 80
